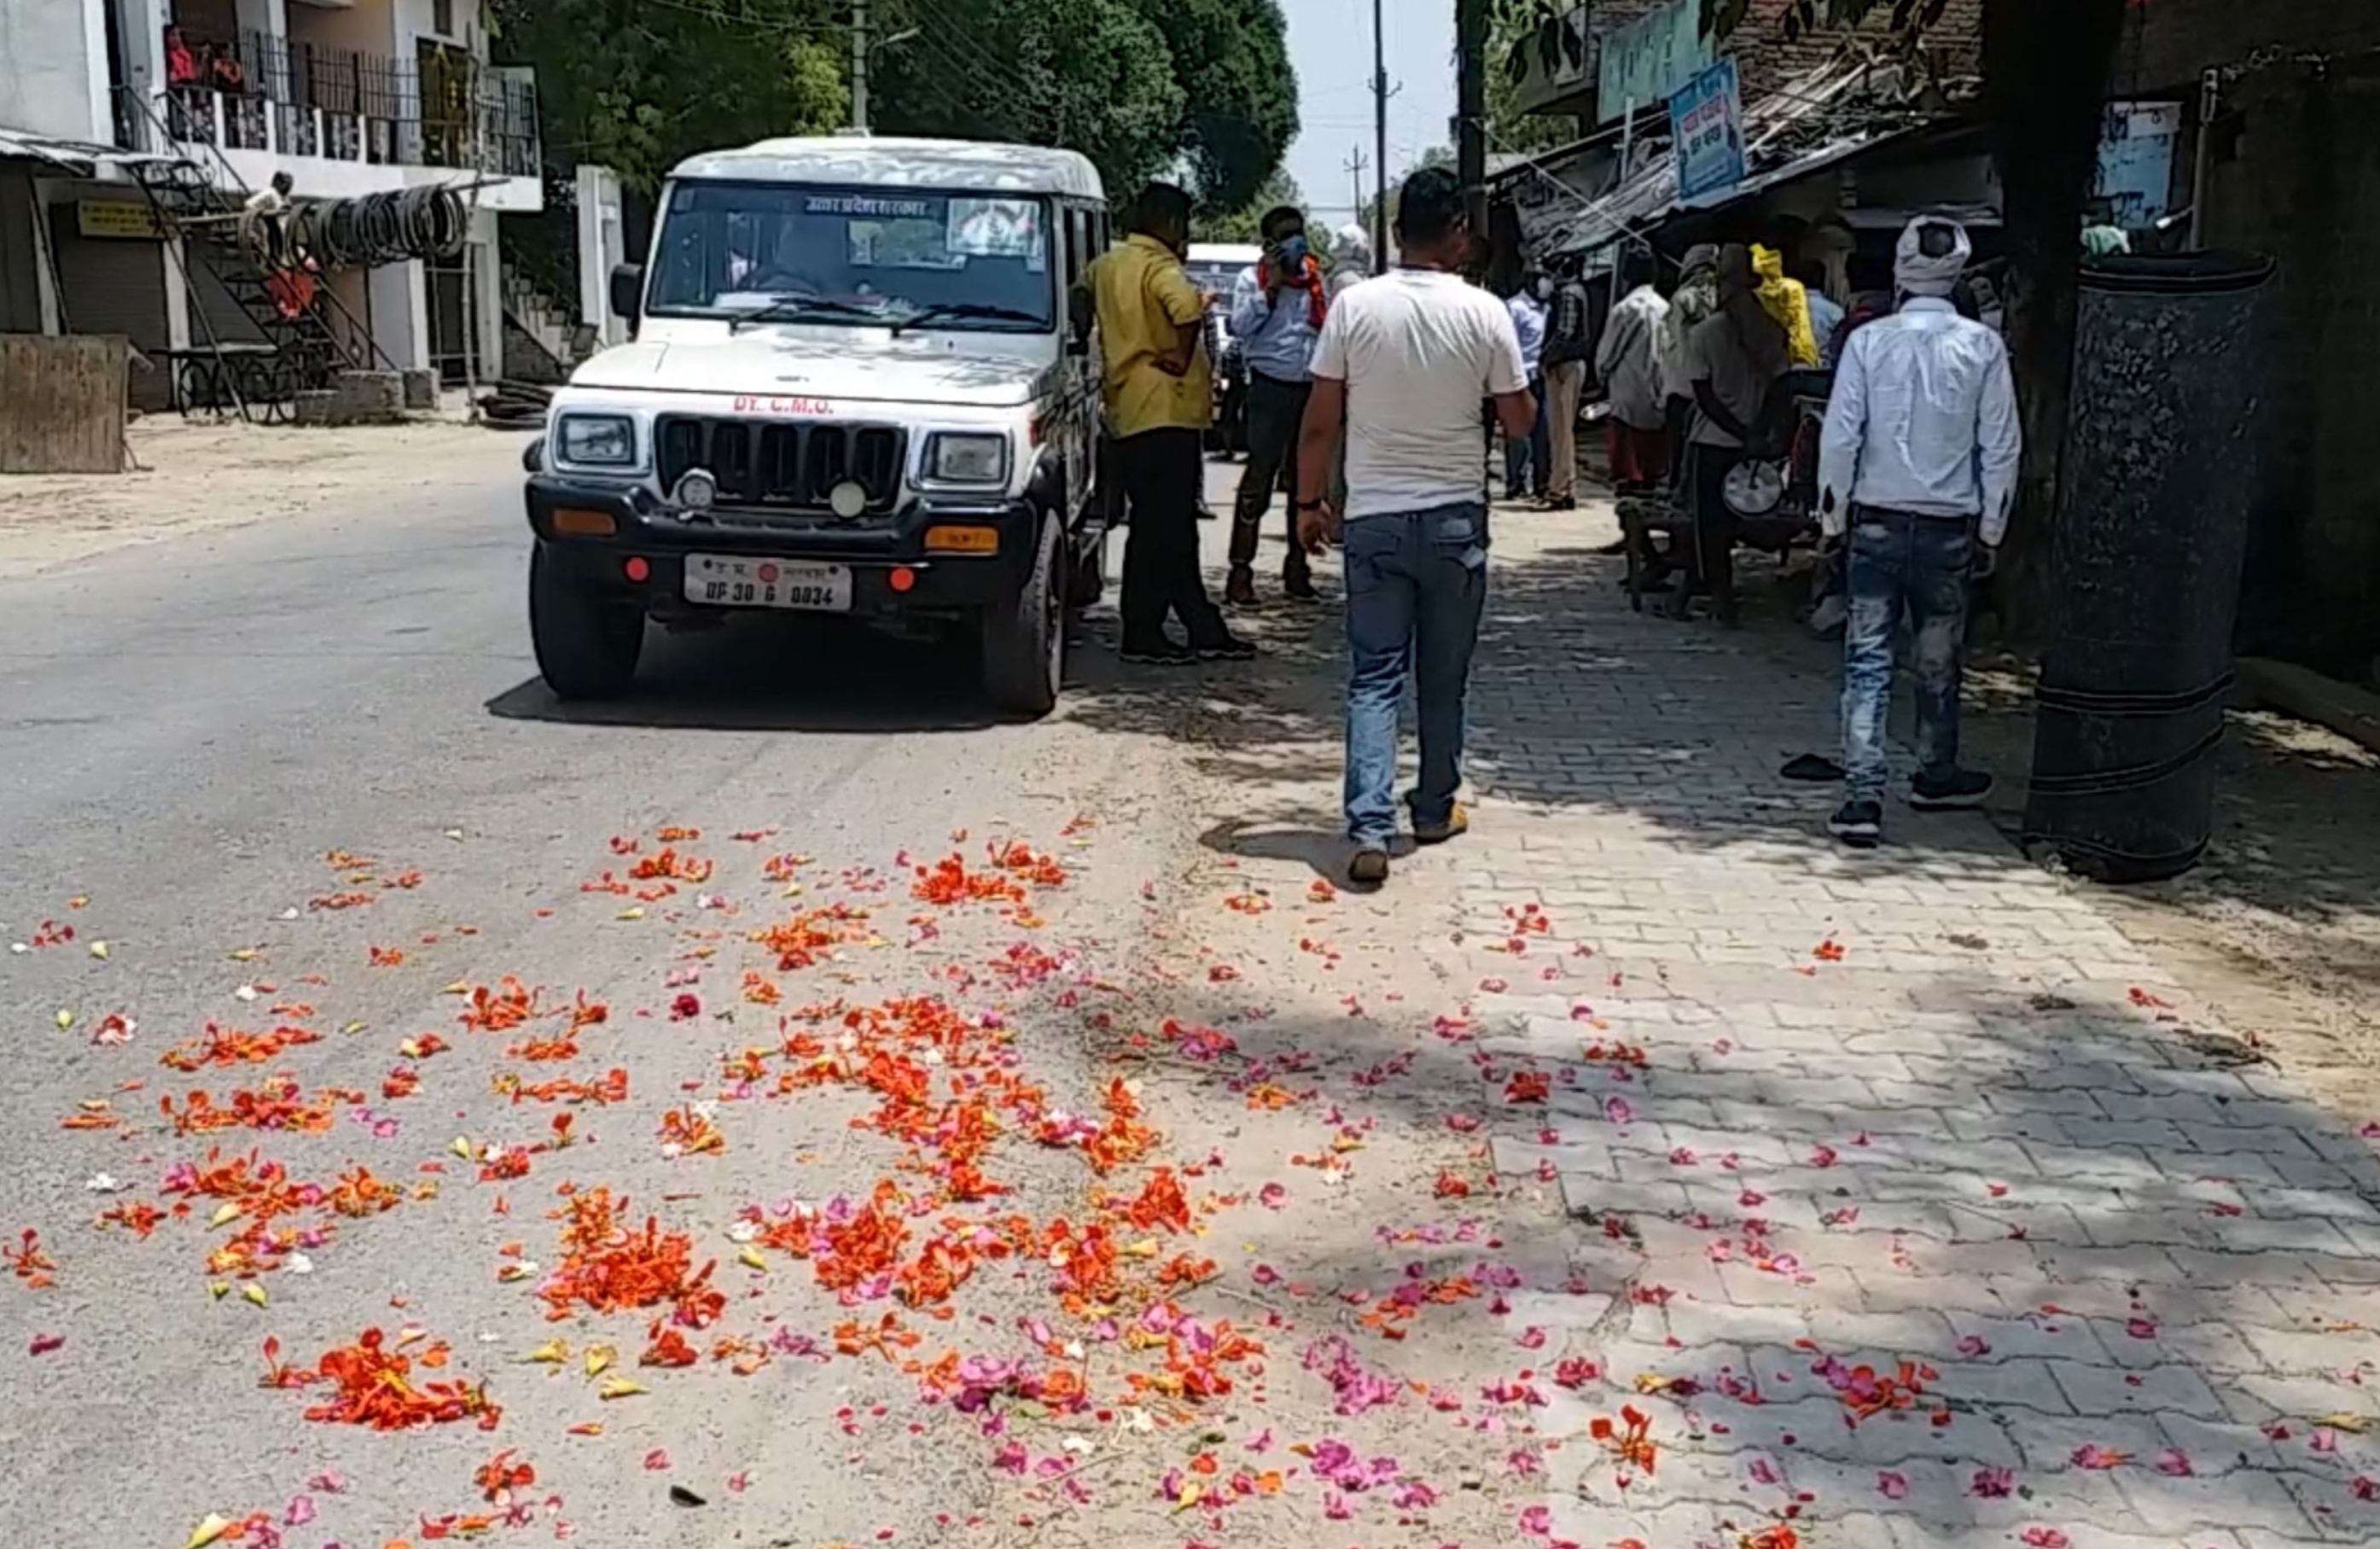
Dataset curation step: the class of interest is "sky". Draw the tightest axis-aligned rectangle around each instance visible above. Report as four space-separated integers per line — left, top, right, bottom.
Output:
1277 0 1458 227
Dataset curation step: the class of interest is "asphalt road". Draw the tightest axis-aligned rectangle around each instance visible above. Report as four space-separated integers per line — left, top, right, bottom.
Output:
0 434 1208 1546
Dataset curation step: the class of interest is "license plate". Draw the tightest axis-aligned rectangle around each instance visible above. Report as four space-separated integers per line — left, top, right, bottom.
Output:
683 555 852 612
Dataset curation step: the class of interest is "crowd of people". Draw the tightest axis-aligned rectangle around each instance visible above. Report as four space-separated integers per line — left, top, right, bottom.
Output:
1079 167 2020 877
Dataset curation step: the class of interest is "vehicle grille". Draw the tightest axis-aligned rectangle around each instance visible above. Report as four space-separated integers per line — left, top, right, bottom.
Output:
655 416 906 515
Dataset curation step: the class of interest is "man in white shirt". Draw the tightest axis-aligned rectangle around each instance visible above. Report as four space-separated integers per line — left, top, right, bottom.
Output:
1292 166 1537 885
1502 277 1551 500
1593 248 1671 495
1817 216 2022 847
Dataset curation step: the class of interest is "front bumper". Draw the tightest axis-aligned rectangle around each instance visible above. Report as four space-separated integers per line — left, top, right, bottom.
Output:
525 475 1037 614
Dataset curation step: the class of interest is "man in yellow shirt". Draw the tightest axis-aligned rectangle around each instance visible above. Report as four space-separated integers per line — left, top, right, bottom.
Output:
1083 182 1250 664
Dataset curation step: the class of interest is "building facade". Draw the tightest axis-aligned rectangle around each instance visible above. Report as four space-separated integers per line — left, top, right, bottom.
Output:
0 0 539 405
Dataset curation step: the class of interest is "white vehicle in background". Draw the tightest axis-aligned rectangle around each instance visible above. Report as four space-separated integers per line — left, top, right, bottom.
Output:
1183 242 1260 457
524 135 1111 716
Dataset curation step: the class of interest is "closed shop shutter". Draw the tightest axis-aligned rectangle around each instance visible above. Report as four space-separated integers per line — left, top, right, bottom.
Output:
49 203 172 412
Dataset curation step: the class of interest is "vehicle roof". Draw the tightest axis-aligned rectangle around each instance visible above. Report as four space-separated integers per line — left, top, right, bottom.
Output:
1185 243 1263 268
670 135 1104 200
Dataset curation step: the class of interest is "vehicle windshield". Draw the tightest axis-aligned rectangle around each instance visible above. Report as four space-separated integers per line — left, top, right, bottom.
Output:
647 180 1055 331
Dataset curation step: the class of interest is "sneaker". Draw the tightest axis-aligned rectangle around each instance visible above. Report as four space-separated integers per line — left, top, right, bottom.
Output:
1829 801 1883 847
1347 847 1391 885
1412 803 1470 847
1120 641 1196 667
1195 634 1259 662
1909 770 1994 810
1224 567 1258 609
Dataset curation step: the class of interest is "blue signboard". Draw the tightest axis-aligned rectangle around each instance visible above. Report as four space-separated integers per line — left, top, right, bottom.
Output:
1670 59 1746 206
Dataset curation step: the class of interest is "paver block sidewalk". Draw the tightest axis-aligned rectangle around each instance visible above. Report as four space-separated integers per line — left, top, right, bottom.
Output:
1403 503 2380 1546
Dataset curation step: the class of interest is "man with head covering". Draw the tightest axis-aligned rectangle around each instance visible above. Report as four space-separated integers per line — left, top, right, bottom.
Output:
1225 202 1330 606
1656 243 1720 493
1816 216 2022 847
1675 243 1789 625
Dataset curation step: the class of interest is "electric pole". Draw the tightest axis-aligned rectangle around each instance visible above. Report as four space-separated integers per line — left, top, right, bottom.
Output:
1455 0 1487 236
1344 146 1370 236
1370 0 1388 271
851 0 870 131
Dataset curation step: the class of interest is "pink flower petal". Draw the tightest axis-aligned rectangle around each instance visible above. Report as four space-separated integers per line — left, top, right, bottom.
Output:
2155 1447 2194 1477
1877 1470 1908 1500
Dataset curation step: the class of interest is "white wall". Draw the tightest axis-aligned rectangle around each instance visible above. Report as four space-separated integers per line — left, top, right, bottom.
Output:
367 259 428 370
0 0 112 142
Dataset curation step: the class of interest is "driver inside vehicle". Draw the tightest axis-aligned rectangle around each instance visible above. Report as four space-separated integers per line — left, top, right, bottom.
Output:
652 184 1054 329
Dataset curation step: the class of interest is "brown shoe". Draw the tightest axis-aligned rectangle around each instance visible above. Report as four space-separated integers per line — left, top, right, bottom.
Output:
1412 804 1470 846
1224 566 1258 609
1347 847 1390 885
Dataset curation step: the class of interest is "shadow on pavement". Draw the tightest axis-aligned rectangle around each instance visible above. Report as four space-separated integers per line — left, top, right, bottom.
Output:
1135 955 2380 1542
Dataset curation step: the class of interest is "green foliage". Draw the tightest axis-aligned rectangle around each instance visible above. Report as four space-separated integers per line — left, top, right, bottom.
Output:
492 0 850 194
1130 0 1300 213
1190 166 1306 245
871 0 1185 197
495 0 1295 212
1487 0 1582 157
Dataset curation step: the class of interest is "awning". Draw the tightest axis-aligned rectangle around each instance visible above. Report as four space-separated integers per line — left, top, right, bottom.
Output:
0 125 181 176
1528 59 1945 260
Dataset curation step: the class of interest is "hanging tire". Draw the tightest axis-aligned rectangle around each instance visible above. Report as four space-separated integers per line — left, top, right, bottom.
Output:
530 543 643 700
981 515 1062 718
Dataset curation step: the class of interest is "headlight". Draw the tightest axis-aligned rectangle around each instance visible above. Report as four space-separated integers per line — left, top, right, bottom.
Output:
555 413 638 469
927 433 1010 486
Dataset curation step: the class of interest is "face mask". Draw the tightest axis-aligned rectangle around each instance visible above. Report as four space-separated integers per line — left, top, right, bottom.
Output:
1277 234 1309 269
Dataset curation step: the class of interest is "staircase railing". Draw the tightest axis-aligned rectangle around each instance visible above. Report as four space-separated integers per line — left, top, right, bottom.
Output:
115 85 402 400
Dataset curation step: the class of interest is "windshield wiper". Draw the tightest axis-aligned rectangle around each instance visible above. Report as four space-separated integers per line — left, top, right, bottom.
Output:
727 297 889 334
888 302 1046 336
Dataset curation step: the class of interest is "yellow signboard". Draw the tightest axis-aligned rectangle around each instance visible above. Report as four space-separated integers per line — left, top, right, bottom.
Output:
77 201 166 240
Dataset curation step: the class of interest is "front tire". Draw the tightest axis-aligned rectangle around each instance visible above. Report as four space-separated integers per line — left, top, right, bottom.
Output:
530 543 643 700
982 516 1062 718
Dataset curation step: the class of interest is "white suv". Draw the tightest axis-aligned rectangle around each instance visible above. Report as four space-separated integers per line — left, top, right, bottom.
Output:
524 135 1112 716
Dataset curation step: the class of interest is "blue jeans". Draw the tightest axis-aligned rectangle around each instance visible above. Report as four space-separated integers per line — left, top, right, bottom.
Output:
1841 511 1973 803
1343 504 1489 846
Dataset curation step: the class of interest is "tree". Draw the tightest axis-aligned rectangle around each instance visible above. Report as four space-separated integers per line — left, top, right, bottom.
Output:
1487 0 1583 159
1191 167 1307 245
492 0 849 195
1128 0 1301 213
871 0 1187 197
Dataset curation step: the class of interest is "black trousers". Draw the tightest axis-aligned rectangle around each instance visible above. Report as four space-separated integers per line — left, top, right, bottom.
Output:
1118 427 1229 650
1229 370 1312 577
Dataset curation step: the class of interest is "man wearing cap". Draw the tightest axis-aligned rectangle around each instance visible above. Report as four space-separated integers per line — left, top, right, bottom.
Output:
1817 217 2022 847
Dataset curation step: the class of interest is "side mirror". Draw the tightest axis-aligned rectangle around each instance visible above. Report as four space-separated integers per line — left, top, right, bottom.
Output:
1064 334 1090 358
608 263 644 325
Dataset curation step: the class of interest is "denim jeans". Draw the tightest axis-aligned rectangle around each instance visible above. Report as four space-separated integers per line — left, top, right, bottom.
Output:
1841 511 1974 803
1343 503 1490 846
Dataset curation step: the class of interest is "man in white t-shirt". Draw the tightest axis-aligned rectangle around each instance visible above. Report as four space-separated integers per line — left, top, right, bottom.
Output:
1292 166 1537 886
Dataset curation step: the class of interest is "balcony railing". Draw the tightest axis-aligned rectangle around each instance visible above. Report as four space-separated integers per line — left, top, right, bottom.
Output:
135 26 539 180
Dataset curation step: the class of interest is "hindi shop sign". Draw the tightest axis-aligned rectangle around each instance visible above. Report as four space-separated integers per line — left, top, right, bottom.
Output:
1670 60 1746 207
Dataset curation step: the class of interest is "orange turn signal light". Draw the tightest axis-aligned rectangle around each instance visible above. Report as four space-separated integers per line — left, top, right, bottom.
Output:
923 525 999 554
551 507 617 537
